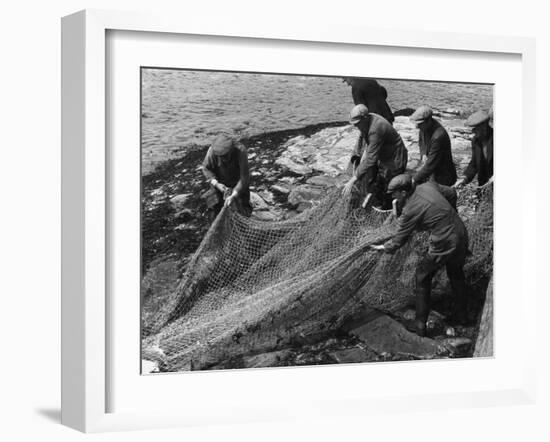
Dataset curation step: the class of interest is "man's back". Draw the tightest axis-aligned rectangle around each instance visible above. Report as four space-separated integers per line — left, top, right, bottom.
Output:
386 182 467 257
415 119 457 186
351 78 394 123
355 114 408 174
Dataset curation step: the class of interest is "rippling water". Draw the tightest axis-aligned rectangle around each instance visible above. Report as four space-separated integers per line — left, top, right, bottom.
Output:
141 69 492 172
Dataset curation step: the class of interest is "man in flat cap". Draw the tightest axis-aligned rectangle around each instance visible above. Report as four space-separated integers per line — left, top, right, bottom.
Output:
202 133 252 219
409 105 457 187
342 77 395 123
370 174 469 336
454 109 494 188
342 104 408 208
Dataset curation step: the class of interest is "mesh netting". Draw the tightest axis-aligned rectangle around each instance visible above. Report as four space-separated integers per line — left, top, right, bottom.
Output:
142 182 493 371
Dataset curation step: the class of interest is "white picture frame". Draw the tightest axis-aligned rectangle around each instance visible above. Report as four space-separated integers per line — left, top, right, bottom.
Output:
61 9 537 433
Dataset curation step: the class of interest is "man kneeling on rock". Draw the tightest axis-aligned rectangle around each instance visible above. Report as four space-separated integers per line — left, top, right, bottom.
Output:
202 133 252 219
342 104 408 209
370 174 469 337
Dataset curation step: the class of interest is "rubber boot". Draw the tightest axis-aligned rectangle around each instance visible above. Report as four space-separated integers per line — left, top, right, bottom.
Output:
414 287 431 337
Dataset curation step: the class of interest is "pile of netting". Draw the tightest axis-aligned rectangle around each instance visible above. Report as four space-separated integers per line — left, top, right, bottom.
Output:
142 183 493 371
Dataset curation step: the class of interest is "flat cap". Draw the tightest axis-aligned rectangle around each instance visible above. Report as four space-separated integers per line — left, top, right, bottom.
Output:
349 104 369 124
387 174 413 193
409 105 433 123
465 110 490 127
211 134 234 156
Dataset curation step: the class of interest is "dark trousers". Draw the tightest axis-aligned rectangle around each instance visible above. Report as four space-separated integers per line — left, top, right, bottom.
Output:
415 252 467 324
210 189 252 221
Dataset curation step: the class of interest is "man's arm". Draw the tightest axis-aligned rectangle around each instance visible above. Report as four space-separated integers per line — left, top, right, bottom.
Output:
382 203 422 253
232 146 250 195
413 132 444 184
462 139 479 184
201 148 217 182
354 131 382 180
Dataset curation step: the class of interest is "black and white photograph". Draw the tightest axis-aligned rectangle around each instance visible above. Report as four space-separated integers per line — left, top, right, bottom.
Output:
140 69 494 373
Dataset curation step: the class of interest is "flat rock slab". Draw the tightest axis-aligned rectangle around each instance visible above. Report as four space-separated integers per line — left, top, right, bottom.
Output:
242 350 292 368
351 315 440 359
287 184 326 208
329 347 372 364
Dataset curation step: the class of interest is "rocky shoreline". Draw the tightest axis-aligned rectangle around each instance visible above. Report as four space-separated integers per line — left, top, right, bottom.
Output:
141 111 489 373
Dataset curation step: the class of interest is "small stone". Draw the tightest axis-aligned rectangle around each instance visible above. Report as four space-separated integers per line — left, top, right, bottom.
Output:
446 327 457 337
170 193 193 210
259 191 275 204
271 184 291 195
249 192 269 210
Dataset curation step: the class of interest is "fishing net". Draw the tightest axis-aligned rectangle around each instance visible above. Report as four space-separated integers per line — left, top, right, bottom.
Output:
142 182 493 371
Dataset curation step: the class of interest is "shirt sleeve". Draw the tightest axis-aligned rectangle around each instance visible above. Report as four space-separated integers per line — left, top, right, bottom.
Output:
383 201 423 253
232 146 250 195
413 131 444 183
355 129 383 180
202 148 217 182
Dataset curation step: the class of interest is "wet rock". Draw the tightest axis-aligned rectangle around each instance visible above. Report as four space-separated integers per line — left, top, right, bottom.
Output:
242 350 292 368
442 337 473 357
271 184 291 195
351 315 440 359
310 162 342 176
174 208 194 219
275 157 313 175
445 326 457 337
287 184 325 208
170 193 193 210
306 175 338 187
259 190 275 204
250 191 269 210
329 347 370 364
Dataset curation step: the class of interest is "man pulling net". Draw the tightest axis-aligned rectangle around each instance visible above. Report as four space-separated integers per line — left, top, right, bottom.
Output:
370 174 469 337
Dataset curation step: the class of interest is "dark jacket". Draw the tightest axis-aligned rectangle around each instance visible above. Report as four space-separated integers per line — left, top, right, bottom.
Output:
463 131 493 186
384 182 468 258
202 142 250 198
414 119 457 186
351 78 394 123
352 114 408 186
